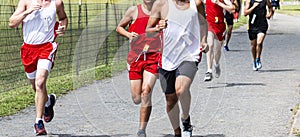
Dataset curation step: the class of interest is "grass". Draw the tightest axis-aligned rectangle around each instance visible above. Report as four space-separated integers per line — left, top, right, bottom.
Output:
233 15 248 30
277 4 300 16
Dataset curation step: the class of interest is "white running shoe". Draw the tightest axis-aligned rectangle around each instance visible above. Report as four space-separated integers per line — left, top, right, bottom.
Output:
204 72 213 81
214 64 221 78
253 62 258 71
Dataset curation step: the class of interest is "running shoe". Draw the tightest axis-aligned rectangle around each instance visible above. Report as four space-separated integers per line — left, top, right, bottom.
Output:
44 94 56 123
182 117 193 137
204 72 212 81
253 62 258 71
34 120 47 135
223 45 230 51
214 64 221 78
137 129 146 137
174 134 181 137
256 59 262 69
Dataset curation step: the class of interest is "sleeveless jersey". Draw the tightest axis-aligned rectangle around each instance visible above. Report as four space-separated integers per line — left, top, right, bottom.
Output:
127 4 162 64
23 0 57 44
206 0 225 24
161 0 201 71
248 0 268 32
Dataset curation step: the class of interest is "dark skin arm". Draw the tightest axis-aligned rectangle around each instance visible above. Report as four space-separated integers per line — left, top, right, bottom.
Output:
244 0 261 16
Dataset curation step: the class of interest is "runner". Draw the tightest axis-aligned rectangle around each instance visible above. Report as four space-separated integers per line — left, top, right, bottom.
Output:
116 0 162 136
244 0 273 71
9 0 67 135
146 0 208 136
271 0 280 10
204 0 236 81
223 0 240 51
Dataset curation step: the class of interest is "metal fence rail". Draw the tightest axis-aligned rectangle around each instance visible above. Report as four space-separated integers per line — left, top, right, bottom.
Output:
0 2 133 93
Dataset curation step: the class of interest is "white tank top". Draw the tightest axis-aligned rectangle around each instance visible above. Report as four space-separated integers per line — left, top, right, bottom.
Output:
23 0 57 44
161 0 201 71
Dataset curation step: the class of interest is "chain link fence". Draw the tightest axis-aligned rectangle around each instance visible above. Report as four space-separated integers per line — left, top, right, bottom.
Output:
0 1 135 93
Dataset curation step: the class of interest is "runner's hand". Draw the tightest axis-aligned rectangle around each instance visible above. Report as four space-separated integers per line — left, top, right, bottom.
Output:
201 42 209 53
56 21 66 36
266 14 272 19
212 0 220 4
27 2 41 14
128 32 139 42
155 19 168 31
253 0 262 6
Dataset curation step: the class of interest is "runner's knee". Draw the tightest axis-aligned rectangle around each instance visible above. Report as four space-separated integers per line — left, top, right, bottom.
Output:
141 85 152 97
132 95 141 105
35 78 46 91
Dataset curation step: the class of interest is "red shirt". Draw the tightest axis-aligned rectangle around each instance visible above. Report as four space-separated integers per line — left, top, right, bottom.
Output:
206 0 225 24
127 4 162 64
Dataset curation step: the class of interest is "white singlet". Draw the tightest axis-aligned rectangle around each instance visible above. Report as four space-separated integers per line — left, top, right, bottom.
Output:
23 0 57 44
161 0 201 71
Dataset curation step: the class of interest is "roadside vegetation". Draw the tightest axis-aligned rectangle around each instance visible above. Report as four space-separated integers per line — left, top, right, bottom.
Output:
277 4 300 16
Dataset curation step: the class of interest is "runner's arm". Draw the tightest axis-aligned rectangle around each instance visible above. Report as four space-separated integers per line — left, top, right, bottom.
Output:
56 0 68 36
233 0 240 12
116 6 139 40
214 0 236 13
244 0 260 16
146 0 165 37
196 0 208 53
9 0 41 28
266 0 274 19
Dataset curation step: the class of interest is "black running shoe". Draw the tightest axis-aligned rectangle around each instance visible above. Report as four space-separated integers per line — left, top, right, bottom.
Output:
44 94 56 123
34 120 47 135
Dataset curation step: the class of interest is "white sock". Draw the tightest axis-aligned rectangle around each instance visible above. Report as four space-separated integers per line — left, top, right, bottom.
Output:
35 118 42 123
214 64 219 67
45 95 51 107
207 69 213 73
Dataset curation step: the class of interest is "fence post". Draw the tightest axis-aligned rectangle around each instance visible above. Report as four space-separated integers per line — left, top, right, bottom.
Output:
105 1 109 65
84 2 89 67
76 1 83 74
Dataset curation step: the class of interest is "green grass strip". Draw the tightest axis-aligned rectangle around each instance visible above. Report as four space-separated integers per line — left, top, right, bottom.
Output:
277 4 300 17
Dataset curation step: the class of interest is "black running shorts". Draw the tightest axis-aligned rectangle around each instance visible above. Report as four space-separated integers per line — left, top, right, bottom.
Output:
158 61 198 94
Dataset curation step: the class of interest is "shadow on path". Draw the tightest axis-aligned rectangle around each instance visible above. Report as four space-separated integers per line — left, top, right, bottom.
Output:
206 82 266 89
226 49 248 52
52 134 130 137
259 69 296 73
163 134 225 137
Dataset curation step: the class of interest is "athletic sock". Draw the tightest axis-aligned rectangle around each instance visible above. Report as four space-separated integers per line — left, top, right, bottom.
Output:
207 69 212 73
45 95 51 107
35 118 43 123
